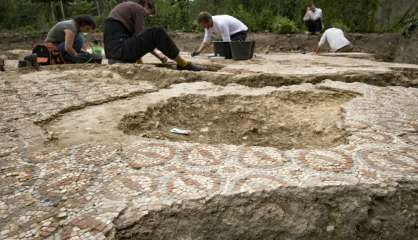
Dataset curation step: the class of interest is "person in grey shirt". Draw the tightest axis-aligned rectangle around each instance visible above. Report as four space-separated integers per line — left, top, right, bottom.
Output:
45 15 96 63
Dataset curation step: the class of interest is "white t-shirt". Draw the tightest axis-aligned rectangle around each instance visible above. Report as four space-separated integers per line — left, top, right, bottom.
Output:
203 15 248 43
303 8 323 21
319 28 351 52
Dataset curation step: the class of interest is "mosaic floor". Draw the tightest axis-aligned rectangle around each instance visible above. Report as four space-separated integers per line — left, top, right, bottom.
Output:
0 53 417 239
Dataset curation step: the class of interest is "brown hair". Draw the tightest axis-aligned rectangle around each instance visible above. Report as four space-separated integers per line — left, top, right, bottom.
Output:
197 12 212 23
130 0 155 14
73 15 96 30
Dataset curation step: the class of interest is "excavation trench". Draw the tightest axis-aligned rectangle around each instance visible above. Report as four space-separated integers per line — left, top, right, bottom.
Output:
107 64 418 89
112 184 418 240
43 81 358 150
33 62 416 150
31 57 418 152
17 61 418 90
119 90 355 150
2 52 416 240
2 47 418 240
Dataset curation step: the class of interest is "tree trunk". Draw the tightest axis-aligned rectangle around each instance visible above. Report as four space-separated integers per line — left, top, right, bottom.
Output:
95 0 101 16
50 0 56 23
59 0 65 19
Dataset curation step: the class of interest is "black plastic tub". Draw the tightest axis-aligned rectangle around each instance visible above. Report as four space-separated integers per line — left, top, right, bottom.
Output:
213 41 232 59
230 41 255 60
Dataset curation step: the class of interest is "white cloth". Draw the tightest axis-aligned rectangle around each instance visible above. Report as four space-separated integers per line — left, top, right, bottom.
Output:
318 28 351 52
303 8 323 21
203 15 248 43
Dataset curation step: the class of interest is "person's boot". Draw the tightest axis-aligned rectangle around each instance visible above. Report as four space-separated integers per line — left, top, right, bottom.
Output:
23 54 40 70
108 59 134 65
177 62 202 72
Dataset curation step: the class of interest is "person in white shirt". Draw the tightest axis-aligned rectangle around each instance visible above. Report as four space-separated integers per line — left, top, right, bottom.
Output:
303 4 323 34
315 27 353 54
192 12 248 56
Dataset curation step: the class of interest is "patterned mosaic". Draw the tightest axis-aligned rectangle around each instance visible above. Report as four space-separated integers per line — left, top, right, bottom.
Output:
0 64 417 239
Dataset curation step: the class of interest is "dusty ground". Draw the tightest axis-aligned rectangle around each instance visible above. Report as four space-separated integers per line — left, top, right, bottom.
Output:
0 52 418 240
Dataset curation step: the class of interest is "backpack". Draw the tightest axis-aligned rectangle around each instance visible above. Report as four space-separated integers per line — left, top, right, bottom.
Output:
32 43 65 65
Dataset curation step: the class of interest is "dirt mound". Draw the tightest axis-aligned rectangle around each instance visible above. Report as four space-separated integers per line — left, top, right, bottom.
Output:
119 90 355 149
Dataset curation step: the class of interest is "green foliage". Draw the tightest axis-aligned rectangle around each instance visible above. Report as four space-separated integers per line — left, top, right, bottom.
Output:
186 0 381 32
232 5 256 31
254 8 276 32
0 0 115 33
69 0 96 16
93 15 106 31
18 25 38 34
0 0 412 34
401 17 418 38
312 0 380 32
146 0 194 31
0 0 51 32
271 16 299 34
386 5 418 37
332 20 352 33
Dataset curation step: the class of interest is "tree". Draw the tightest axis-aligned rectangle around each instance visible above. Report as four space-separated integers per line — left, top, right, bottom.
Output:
50 1 56 23
0 0 412 33
95 0 101 16
59 0 66 19
68 0 95 16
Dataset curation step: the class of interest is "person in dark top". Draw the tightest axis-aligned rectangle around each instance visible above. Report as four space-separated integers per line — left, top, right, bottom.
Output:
45 15 97 63
104 0 201 71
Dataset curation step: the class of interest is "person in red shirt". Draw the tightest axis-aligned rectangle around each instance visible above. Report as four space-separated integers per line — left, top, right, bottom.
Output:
104 0 201 71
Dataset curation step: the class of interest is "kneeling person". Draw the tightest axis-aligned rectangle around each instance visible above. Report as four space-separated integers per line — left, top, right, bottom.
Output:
315 28 353 54
45 15 97 63
104 0 201 71
303 4 323 34
192 12 248 56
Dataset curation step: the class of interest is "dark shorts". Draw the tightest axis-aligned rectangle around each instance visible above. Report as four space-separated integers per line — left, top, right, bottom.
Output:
304 19 323 33
336 44 354 53
230 31 248 41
